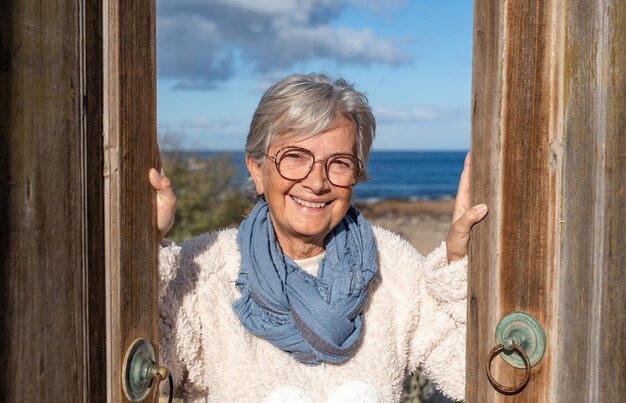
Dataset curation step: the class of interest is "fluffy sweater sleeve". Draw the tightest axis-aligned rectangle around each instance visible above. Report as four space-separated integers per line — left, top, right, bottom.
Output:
158 235 214 400
373 228 467 401
413 242 467 400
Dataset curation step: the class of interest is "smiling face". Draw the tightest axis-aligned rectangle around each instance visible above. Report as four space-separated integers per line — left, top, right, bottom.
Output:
246 117 357 259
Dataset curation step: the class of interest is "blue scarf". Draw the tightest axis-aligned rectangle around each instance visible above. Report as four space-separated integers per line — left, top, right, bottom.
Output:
232 199 378 365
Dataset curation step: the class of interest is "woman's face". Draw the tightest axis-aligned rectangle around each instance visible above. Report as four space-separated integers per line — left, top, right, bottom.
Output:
247 118 357 258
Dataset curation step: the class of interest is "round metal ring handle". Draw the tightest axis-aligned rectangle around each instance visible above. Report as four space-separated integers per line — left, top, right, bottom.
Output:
485 341 531 395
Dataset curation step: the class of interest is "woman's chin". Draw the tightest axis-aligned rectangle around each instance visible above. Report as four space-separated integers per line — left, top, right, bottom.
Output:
290 225 330 242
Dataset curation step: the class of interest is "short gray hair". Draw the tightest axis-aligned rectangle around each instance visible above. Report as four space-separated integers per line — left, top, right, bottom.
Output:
244 73 376 199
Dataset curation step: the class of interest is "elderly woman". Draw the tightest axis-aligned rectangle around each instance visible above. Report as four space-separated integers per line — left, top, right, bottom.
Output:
150 74 487 402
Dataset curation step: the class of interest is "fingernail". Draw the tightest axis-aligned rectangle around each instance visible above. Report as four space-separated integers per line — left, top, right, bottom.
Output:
476 204 488 215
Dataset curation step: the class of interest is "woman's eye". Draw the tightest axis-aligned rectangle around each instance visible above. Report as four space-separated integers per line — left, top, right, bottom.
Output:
283 152 306 160
280 150 312 165
331 157 354 169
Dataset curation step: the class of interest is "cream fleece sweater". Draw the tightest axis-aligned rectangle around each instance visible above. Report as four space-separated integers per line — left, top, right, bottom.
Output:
158 226 467 402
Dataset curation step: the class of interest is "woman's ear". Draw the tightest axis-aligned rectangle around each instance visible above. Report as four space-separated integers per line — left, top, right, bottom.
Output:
246 154 265 195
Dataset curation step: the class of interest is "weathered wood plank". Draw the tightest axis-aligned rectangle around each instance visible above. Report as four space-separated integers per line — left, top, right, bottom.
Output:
467 0 504 400
496 1 557 400
0 0 105 401
469 1 559 400
85 0 107 399
558 0 626 401
470 0 626 401
600 2 626 392
104 0 158 400
1 0 157 400
469 0 559 400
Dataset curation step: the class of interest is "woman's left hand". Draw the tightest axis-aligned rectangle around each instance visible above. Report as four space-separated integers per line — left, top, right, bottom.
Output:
446 152 488 263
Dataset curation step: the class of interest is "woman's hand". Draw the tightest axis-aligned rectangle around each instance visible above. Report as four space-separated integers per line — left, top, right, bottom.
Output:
446 152 488 263
149 168 177 240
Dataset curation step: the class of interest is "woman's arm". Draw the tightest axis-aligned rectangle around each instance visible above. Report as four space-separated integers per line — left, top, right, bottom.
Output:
373 229 467 401
408 152 487 399
159 240 210 399
150 162 208 400
410 243 468 401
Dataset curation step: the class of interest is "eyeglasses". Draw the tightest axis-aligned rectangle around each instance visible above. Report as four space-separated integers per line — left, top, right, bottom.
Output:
265 146 363 188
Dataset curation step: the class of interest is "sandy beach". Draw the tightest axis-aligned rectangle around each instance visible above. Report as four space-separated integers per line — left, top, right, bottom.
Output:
355 199 454 256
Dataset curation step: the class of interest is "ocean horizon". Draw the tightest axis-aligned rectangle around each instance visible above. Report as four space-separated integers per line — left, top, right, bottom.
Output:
188 150 467 202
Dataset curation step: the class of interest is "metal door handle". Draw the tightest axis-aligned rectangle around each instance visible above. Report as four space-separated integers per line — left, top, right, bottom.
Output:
485 312 546 395
486 339 530 394
122 338 173 402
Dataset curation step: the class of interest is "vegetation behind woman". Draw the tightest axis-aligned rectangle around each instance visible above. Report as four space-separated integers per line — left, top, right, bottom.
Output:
159 139 251 243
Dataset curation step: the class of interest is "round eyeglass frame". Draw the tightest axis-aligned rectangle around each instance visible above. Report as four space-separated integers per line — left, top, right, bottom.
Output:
265 146 364 188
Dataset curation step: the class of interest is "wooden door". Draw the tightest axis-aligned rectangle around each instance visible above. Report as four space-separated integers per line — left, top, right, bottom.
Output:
467 0 626 401
0 0 158 401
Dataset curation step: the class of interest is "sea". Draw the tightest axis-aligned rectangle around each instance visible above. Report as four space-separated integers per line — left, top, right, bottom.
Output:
196 150 467 202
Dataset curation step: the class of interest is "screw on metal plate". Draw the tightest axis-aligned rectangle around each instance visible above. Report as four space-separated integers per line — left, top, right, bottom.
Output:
495 311 546 369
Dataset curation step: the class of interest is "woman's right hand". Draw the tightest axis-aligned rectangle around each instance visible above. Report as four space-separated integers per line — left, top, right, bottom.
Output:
446 152 488 262
149 168 177 239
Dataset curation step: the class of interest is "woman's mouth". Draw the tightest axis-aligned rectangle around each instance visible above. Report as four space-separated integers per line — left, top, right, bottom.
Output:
291 196 328 209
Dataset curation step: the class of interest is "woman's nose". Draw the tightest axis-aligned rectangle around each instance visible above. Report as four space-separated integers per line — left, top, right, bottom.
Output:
301 160 330 192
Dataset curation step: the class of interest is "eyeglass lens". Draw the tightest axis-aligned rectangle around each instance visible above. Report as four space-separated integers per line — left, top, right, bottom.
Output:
276 147 361 187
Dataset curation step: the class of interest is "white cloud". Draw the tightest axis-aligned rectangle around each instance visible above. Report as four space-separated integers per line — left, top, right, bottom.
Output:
156 0 409 89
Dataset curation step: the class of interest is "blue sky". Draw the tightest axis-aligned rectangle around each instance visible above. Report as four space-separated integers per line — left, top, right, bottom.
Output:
156 0 474 151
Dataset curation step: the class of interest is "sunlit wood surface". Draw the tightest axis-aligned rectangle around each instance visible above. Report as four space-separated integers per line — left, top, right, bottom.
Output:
468 0 626 401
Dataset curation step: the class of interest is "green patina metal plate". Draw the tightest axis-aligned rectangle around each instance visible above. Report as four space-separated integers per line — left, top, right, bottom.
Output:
122 338 157 401
495 311 546 369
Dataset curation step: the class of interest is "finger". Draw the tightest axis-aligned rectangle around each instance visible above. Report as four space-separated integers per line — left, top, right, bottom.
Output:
149 168 162 189
149 168 173 193
452 152 471 223
451 203 488 237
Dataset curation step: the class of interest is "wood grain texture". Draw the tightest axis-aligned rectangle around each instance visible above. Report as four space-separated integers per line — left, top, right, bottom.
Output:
103 0 158 401
467 0 504 400
470 0 626 401
496 1 557 399
557 0 626 401
469 1 559 401
0 0 105 401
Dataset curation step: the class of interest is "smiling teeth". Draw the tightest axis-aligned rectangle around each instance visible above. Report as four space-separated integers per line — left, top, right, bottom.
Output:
293 197 327 208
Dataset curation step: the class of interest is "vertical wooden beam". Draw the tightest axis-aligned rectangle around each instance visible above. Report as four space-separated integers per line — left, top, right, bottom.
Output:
469 1 559 401
469 0 626 401
104 0 158 401
557 1 626 401
466 0 504 400
0 0 105 401
1 0 158 400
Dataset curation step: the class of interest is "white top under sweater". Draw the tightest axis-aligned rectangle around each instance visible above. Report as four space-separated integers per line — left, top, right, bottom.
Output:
158 226 467 402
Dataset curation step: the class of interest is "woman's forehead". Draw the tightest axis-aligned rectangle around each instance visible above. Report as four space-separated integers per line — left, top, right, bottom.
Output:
269 124 357 154
270 118 356 148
